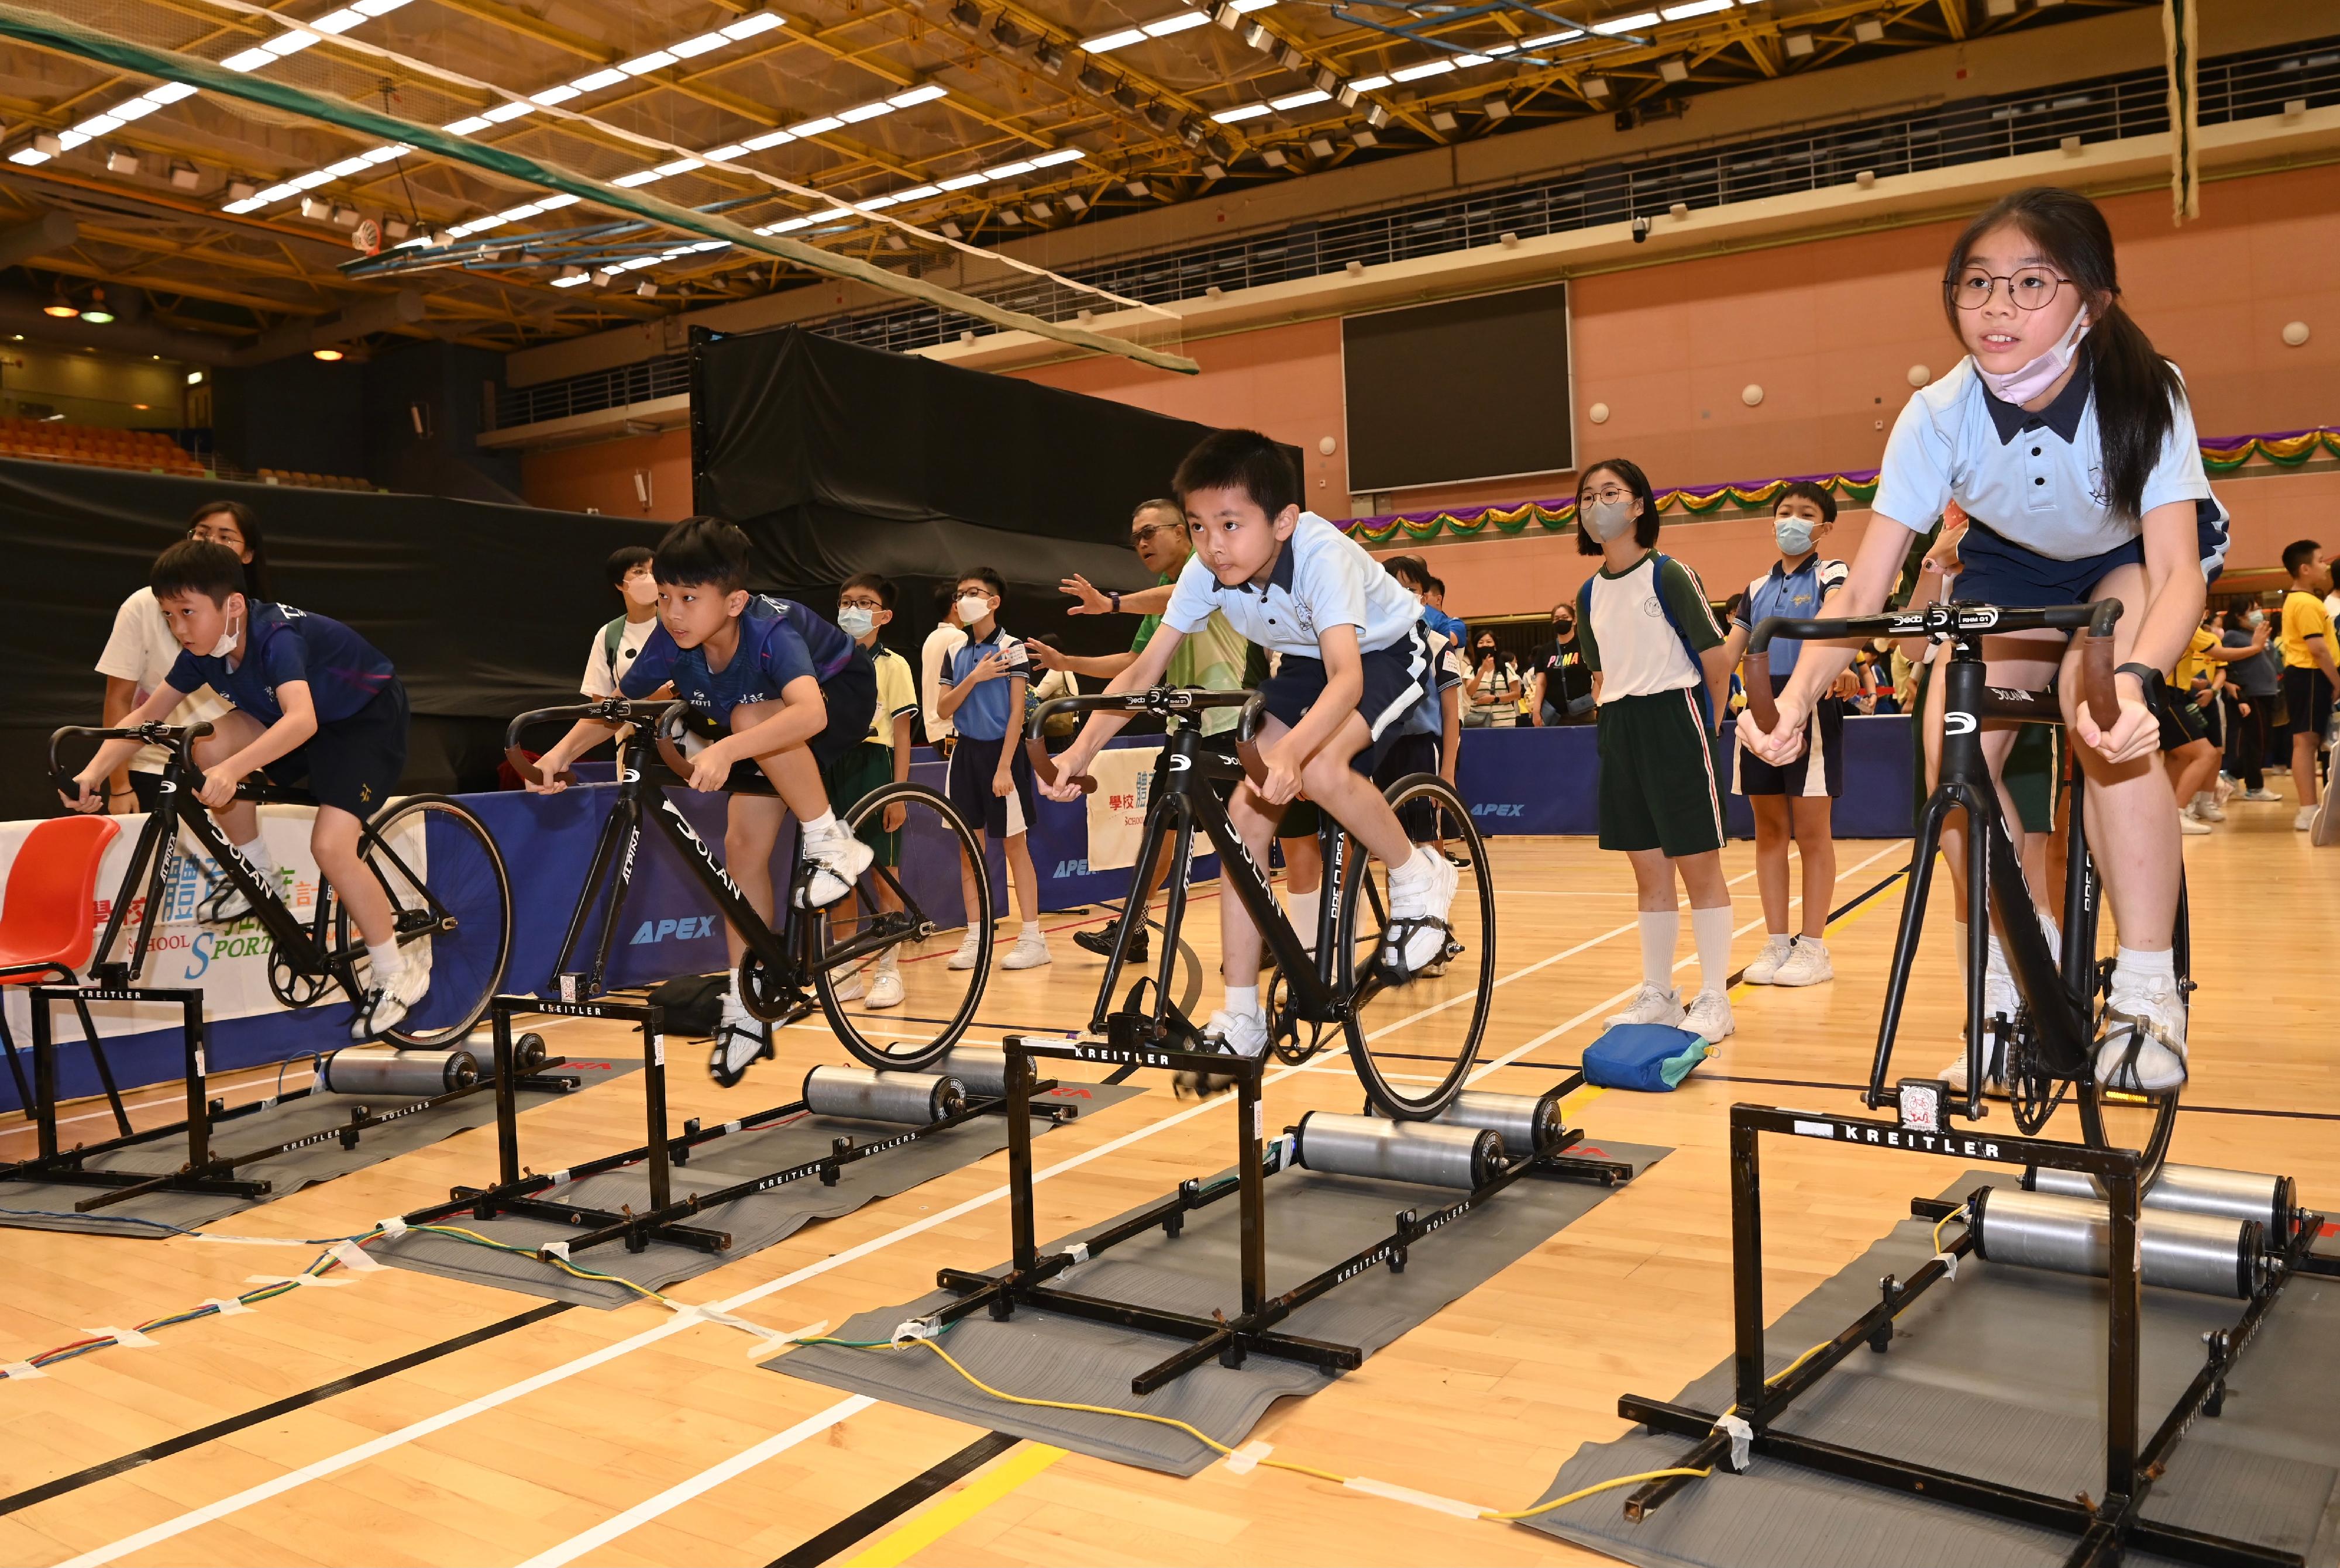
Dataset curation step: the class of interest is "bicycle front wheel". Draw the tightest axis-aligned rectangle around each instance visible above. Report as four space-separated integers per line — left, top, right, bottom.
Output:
1334 774 1495 1119
813 781 992 1071
338 795 513 1050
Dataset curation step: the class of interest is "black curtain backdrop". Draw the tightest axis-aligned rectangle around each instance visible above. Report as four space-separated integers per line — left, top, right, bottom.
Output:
689 326 1296 657
2 458 661 820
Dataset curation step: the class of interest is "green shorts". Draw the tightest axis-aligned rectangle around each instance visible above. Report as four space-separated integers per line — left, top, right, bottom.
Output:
1597 689 1726 857
823 739 901 865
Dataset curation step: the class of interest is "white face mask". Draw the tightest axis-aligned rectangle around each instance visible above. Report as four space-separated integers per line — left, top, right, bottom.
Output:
1774 518 1818 556
624 573 660 609
208 609 241 660
956 593 991 625
1582 495 1638 542
837 605 876 639
1976 308 2090 405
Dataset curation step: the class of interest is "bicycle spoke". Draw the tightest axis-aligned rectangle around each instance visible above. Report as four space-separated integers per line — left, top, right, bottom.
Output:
816 783 991 1071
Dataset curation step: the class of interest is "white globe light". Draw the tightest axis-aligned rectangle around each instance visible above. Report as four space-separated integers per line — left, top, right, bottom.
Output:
1908 364 1932 387
1588 401 1611 425
1741 383 1764 407
2282 321 2311 347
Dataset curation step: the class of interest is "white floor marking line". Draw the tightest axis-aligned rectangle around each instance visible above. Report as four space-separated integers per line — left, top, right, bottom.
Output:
516 1395 876 1568
65 842 1871 1566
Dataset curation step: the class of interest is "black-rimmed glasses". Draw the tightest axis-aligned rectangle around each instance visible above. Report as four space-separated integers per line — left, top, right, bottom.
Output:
1947 267 2069 311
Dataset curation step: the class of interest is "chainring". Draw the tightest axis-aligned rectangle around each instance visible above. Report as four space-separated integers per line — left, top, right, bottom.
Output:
266 945 332 1010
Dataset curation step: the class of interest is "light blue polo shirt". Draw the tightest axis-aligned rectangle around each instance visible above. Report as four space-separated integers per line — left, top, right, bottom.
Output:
943 624 1023 742
1732 555 1848 676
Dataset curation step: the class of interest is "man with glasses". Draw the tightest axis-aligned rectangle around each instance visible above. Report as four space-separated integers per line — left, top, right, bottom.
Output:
1041 498 1324 961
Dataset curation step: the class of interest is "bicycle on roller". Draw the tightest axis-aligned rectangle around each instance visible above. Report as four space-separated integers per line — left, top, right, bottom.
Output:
1744 598 2184 1190
1037 686 1495 1119
50 722 512 1047
505 698 993 1080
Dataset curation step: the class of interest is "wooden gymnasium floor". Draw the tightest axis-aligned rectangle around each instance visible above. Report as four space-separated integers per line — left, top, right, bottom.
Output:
3 808 2335 1568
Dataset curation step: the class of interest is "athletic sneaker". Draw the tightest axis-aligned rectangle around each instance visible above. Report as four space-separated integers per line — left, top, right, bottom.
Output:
1770 938 1833 987
1682 988 1736 1041
1942 1043 2007 1096
1200 1008 1269 1059
2178 811 2212 836
865 962 903 1009
1382 846 1459 978
2213 774 2236 806
1607 984 1685 1029
2097 971 2187 1091
830 963 868 1002
2239 787 2282 801
1073 925 1148 962
797 822 875 909
946 929 983 970
1942 938 2024 1091
350 962 429 1041
2188 794 2225 823
198 876 254 926
1001 932 1052 970
1742 935 1795 985
2296 807 2317 832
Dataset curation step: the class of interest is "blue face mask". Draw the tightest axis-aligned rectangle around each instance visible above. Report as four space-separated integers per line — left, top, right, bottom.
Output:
837 605 877 639
1774 518 1817 556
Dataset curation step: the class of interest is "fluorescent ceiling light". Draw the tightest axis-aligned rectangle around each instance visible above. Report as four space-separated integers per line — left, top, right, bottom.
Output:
532 84 580 105
619 50 677 74
703 142 750 160
1661 0 1732 15
611 168 662 186
1232 0 1276 10
938 172 987 189
793 115 844 135
838 101 893 122
721 12 786 38
76 115 124 135
262 30 319 54
1454 53 1491 66
311 8 366 32
354 0 407 13
889 85 948 107
892 183 941 199
290 167 335 188
550 272 589 286
1271 88 1329 109
538 192 579 208
669 32 731 57
148 81 199 103
1143 11 1209 35
324 156 373 176
442 115 491 134
1347 73 1391 90
983 158 1036 178
810 207 852 222
1484 42 1516 54
111 99 161 121
1591 11 1659 33
743 128 796 149
222 196 264 212
1031 147 1086 166
362 144 407 162
568 68 628 92
1082 27 1145 51
497 202 543 220
859 194 900 209
254 181 299 201
655 157 703 175
1391 58 1455 80
1212 102 1271 122
482 100 534 122
1519 28 1584 46
56 130 91 150
219 47 274 70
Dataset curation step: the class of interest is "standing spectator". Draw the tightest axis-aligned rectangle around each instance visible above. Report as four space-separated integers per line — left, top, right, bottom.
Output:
1532 600 1594 723
2278 540 2339 831
2219 601 2279 799
582 545 662 701
94 499 264 812
919 583 966 748
1386 556 1468 643
937 567 1051 970
1465 630 1523 727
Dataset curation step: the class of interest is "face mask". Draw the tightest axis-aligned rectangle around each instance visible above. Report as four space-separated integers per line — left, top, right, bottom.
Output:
1774 519 1817 555
1976 308 2090 405
624 574 660 609
956 593 991 625
2245 609 2265 628
1554 616 1572 635
1582 496 1638 542
209 608 240 660
837 606 876 638
1478 643 1496 656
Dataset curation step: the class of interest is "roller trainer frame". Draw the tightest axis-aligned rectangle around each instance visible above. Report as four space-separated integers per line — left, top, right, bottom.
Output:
1615 1102 2335 1568
402 996 1082 1259
0 984 578 1215
926 1033 1633 1396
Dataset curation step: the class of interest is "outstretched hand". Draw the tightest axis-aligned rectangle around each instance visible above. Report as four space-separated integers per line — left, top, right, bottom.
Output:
1059 573 1112 615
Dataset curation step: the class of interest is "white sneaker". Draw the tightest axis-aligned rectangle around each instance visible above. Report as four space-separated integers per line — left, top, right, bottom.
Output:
830 964 867 1002
2296 807 2317 832
1607 983 1685 1029
1742 934 1794 985
1682 988 1735 1041
866 963 903 1008
2213 775 2236 806
1382 846 1459 978
2178 811 2213 836
708 1018 771 1086
946 930 983 970
352 960 430 1040
1200 1008 1269 1059
2097 971 2188 1091
1770 939 1833 987
2188 795 2225 823
1001 932 1052 970
797 824 875 908
1942 1043 2008 1096
2240 787 2282 801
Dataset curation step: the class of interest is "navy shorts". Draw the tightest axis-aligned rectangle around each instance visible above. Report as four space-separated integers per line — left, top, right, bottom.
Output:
2284 667 2334 740
263 679 407 818
946 732 1037 839
1954 502 2228 610
1734 676 1845 798
1258 623 1431 777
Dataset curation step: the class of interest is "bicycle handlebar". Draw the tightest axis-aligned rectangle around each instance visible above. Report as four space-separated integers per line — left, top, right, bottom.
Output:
1028 687 1271 794
504 698 679 786
49 722 214 801
1746 599 2123 733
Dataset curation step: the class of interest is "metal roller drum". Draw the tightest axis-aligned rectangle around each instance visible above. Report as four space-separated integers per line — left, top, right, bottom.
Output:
1970 1186 2265 1300
933 1046 1030 1102
1373 1090 1561 1157
1292 1111 1503 1191
318 1046 479 1097
2025 1163 2295 1241
801 1064 966 1125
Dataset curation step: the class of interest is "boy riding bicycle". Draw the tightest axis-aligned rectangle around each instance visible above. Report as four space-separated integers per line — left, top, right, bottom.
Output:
1039 429 1457 1060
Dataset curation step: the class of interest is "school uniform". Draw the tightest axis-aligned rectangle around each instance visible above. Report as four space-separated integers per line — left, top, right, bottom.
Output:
2278 590 2336 741
164 602 405 818
941 624 1038 839
1578 552 1729 857
1730 554 1849 798
824 643 920 863
1379 624 1468 843
622 594 876 788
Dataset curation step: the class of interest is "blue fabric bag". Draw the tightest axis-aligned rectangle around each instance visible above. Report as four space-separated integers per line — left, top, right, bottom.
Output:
1582 1023 1709 1091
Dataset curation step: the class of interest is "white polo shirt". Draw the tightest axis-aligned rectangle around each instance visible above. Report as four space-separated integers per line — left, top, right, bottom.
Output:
1161 512 1422 662
1873 354 2224 568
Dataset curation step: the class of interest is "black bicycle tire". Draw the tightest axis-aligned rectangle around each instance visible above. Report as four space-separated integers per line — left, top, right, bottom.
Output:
813 781 993 1072
333 794 514 1050
2072 871 2184 1197
1337 773 1494 1121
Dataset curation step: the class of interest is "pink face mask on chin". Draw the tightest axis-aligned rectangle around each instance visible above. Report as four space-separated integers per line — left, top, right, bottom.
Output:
1977 309 2090 405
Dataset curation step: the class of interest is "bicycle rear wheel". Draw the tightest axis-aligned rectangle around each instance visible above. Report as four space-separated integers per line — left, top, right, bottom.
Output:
813 781 992 1071
336 795 512 1050
1334 774 1495 1120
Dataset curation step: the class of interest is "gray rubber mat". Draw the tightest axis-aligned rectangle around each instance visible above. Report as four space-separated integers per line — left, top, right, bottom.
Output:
775 1135 1670 1474
1518 1174 2340 1568
372 1081 1147 1307
0 1059 636 1239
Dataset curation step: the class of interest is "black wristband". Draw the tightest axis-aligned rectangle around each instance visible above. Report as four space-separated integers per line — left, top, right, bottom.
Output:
2115 661 2160 690
1108 590 1121 614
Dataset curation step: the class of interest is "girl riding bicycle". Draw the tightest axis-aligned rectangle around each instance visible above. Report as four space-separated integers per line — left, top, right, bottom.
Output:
1740 186 2229 1095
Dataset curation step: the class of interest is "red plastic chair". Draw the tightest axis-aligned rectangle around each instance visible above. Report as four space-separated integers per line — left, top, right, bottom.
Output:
1 816 125 1128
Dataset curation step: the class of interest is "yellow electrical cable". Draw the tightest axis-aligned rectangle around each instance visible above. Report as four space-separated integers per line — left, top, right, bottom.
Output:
1933 1202 1969 1256
1478 1467 1718 1521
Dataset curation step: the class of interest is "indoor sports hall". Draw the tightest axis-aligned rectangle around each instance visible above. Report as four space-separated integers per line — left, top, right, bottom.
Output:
3 1 2338 1564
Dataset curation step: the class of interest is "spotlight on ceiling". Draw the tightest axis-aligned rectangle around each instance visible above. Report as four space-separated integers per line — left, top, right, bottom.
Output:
1078 61 1111 93
1033 41 1064 73
80 288 115 325
312 346 345 361
948 0 982 30
106 147 139 174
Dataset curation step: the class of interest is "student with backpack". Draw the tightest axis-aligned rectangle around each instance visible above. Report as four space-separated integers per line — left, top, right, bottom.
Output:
584 545 663 701
1573 457 1738 1042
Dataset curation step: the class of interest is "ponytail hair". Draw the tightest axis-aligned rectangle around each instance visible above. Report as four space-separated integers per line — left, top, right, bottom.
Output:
1942 187 2183 524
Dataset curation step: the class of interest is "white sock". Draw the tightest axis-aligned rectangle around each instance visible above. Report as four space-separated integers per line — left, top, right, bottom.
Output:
233 833 276 877
366 939 404 982
1224 984 1261 1019
802 810 838 840
1766 930 1792 946
1286 885 1320 943
2113 945 2174 985
1691 905 1734 995
1638 909 1679 990
1021 920 1042 942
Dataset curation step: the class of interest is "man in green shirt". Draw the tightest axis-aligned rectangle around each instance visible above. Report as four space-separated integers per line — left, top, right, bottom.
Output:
1038 499 1323 962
